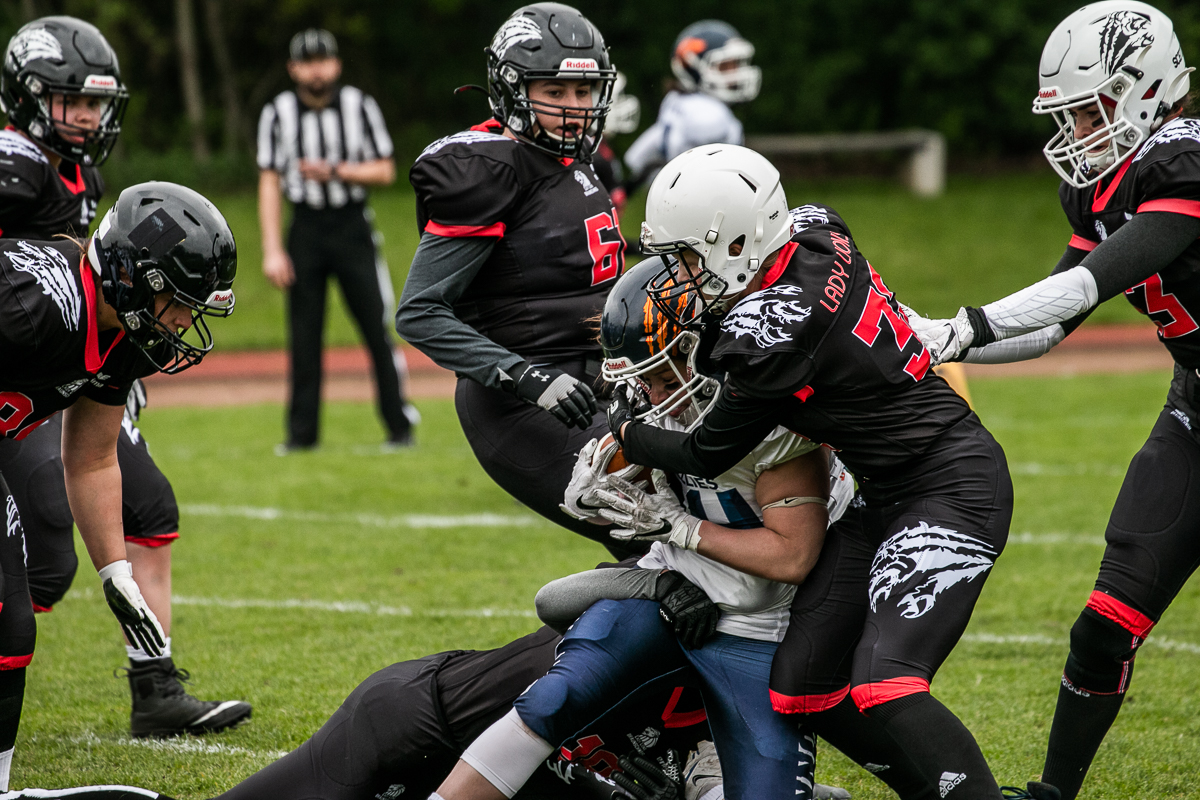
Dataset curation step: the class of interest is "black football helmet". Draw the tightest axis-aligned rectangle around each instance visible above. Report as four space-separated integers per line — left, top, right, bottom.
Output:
88 182 237 374
600 258 718 430
485 2 617 160
0 16 128 166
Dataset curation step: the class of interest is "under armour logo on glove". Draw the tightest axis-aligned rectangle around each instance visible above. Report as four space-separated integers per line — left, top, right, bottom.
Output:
530 369 551 382
504 362 597 429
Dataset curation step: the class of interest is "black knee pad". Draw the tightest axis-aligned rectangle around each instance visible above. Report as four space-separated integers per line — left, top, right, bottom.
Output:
1064 608 1142 695
25 547 77 610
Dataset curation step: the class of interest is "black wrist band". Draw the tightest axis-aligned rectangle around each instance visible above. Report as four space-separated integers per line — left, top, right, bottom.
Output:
964 306 996 347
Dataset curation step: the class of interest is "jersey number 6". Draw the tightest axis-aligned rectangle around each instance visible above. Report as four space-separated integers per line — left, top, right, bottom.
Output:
585 210 625 286
0 392 35 439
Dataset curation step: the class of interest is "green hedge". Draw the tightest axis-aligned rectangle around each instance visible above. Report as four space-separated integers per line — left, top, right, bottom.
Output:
6 0 1200 175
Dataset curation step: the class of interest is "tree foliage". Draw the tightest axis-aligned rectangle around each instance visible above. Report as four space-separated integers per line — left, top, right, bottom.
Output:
2 0 1198 170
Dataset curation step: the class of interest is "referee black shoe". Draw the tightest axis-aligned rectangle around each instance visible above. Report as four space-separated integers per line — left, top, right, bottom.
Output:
122 657 252 738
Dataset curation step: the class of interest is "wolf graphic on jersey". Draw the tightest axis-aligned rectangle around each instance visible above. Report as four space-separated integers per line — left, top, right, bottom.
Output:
869 522 997 619
5 240 80 331
789 205 831 234
1134 117 1200 160
720 285 811 348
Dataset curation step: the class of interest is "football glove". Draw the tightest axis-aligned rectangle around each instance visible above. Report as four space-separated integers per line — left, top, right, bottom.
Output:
605 385 651 447
910 306 993 366
504 361 597 429
560 437 647 521
612 754 682 800
596 471 703 551
655 571 720 650
99 560 166 657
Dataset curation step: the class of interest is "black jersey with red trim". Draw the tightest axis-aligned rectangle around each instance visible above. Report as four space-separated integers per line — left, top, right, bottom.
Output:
409 121 625 364
0 239 155 440
705 204 972 492
0 129 103 240
1061 117 1200 367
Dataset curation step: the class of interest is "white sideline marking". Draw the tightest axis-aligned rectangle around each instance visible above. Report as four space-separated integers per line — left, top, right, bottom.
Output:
172 594 537 618
962 633 1200 657
1011 462 1124 477
62 731 287 759
1007 532 1105 545
179 503 542 529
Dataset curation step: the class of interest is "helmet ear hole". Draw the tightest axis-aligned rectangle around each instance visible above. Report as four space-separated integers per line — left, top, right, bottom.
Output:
728 235 745 257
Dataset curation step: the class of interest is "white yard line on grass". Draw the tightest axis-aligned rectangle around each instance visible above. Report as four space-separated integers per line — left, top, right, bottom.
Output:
962 633 1200 657
1007 532 1105 545
172 594 537 618
60 731 287 760
180 503 543 529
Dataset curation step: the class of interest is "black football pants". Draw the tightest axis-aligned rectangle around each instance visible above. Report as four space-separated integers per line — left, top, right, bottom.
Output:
0 469 35 756
455 359 646 561
286 204 410 446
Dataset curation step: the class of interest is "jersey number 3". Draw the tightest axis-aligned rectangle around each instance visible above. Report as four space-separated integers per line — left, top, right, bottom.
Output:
851 266 930 381
1126 274 1200 339
585 211 625 286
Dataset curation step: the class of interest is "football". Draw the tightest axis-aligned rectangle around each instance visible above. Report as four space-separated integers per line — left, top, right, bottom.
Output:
598 434 654 486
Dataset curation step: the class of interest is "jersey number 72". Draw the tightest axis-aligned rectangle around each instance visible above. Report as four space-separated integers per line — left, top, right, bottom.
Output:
850 266 931 382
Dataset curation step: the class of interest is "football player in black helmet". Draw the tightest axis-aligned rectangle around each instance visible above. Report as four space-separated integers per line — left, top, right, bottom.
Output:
0 180 238 784
0 16 252 741
397 3 634 557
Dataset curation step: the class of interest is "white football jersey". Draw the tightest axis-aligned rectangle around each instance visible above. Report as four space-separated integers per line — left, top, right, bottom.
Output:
624 91 744 183
639 423 854 642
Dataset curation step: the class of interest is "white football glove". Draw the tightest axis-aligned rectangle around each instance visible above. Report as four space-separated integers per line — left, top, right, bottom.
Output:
99 560 166 657
905 306 977 366
595 471 703 551
560 437 649 520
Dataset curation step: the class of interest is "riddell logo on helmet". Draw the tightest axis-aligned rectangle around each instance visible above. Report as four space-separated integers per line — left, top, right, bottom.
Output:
83 74 118 91
560 58 598 71
206 289 234 305
1038 88 1059 99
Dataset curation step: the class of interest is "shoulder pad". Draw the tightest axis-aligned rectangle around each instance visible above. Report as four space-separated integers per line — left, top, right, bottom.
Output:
788 204 835 235
1134 118 1200 164
718 284 814 351
0 130 48 164
418 130 514 161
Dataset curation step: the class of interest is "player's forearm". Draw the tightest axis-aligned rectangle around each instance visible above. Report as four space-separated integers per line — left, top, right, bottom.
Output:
61 443 126 570
336 158 395 186
396 232 524 388
978 212 1200 342
962 324 1066 364
695 512 827 585
257 171 286 254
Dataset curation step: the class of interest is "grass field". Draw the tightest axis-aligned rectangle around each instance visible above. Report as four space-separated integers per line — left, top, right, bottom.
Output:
198 172 1143 352
15 371 1200 799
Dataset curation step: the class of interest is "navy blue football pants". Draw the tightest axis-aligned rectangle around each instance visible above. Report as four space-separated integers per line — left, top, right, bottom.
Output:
514 599 816 800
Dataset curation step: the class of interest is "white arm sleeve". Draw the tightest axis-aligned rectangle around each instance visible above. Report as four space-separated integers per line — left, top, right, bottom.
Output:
980 266 1098 340
962 324 1066 364
624 122 668 178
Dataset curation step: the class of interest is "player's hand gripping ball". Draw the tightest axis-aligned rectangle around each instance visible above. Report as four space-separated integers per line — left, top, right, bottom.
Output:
560 436 652 521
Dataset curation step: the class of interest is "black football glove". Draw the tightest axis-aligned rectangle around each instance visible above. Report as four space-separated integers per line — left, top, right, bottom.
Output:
504 361 597 429
607 385 652 447
612 754 682 800
655 570 720 650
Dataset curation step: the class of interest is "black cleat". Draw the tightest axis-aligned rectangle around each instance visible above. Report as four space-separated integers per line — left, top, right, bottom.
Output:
122 657 251 738
1001 782 1062 800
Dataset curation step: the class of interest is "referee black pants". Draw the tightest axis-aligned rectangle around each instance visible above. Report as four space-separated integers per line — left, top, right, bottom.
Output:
286 204 410 446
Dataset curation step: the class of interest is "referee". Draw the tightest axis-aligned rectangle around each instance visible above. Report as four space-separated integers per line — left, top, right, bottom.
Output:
257 29 414 451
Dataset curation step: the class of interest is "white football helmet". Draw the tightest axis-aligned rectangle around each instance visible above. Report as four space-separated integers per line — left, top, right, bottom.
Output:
607 72 641 135
1034 1 1192 187
641 144 791 325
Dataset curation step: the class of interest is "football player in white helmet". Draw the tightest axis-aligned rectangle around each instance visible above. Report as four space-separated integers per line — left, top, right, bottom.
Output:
622 20 760 192
907 3 1200 799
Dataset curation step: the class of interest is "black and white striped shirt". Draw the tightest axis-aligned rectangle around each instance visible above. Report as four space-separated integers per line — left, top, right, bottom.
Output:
256 85 393 210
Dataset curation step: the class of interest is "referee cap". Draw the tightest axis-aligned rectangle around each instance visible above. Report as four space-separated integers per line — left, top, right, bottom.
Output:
289 28 337 61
